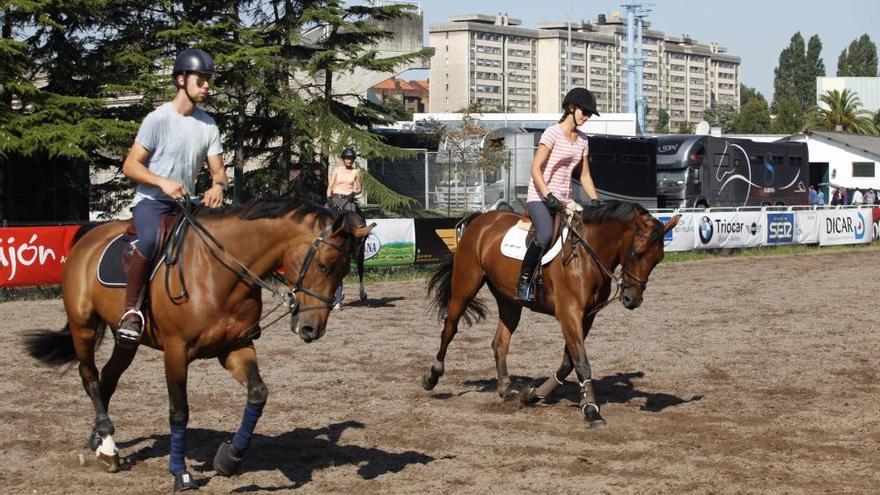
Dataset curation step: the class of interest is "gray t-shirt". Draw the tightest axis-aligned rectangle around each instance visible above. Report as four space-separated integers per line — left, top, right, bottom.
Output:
131 103 223 207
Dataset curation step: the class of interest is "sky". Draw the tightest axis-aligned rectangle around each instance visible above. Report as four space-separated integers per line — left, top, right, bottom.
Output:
379 0 880 101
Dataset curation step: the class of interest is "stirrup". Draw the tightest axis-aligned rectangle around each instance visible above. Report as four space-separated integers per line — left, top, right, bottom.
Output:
116 309 145 348
514 280 534 303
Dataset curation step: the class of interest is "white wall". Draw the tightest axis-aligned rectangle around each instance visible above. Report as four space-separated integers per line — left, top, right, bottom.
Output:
788 134 880 190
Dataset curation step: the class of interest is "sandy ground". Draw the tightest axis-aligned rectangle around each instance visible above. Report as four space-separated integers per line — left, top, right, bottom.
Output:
2 248 879 494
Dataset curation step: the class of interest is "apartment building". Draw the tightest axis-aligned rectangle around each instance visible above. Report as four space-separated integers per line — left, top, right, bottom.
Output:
429 12 741 131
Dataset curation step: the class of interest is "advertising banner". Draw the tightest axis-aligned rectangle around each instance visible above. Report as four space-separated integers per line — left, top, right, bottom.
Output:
655 213 696 252
414 218 460 264
0 225 81 288
693 210 764 249
765 212 796 245
818 209 872 246
362 218 415 266
794 210 820 244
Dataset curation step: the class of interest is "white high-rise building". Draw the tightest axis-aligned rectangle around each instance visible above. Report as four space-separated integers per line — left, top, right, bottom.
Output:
429 12 741 132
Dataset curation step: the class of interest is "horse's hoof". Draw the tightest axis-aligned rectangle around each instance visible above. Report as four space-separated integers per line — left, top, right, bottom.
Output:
213 440 243 476
88 429 101 451
584 405 606 428
96 450 120 473
359 290 367 301
421 369 440 391
497 379 513 400
173 471 197 492
519 386 541 406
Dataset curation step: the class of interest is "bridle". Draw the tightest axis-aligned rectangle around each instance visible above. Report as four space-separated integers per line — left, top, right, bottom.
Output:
561 213 651 316
285 223 349 316
172 199 351 338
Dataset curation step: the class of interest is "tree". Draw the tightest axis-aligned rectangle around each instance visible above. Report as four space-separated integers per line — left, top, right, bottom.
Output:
730 98 771 133
818 89 877 135
703 103 736 133
837 34 878 77
740 84 765 108
676 121 694 134
382 96 413 121
800 35 825 108
655 108 669 133
773 32 806 111
771 96 805 134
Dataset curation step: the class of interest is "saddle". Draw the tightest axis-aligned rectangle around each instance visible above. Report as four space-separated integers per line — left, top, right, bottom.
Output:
500 202 582 265
97 210 189 288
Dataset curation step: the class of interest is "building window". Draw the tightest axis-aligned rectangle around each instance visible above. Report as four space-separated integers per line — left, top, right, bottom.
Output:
853 162 876 177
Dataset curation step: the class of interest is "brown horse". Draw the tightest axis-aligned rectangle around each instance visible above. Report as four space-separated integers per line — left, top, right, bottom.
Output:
24 198 373 492
423 201 680 427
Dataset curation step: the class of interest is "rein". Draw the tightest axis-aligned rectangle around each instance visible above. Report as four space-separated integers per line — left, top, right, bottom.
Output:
560 211 648 316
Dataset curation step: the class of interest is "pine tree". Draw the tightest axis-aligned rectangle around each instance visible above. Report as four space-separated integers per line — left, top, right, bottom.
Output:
1 0 139 221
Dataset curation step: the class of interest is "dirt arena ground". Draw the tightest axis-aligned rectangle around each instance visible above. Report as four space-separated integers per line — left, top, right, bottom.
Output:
2 248 879 494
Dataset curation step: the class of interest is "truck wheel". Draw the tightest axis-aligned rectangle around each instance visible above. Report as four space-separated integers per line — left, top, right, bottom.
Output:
695 200 709 209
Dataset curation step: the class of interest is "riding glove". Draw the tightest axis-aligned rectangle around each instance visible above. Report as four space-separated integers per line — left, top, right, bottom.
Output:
544 192 565 214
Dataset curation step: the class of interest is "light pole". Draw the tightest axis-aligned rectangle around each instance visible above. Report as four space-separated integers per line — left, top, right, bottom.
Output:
566 0 572 93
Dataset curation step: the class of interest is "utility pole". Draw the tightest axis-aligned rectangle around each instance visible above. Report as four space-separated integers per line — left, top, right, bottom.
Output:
622 4 637 115
566 0 572 93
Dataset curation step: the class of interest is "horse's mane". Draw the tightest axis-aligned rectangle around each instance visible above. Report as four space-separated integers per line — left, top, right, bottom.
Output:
196 198 332 224
580 200 648 224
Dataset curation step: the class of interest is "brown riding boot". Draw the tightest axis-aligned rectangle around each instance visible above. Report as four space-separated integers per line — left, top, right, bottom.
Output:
117 250 151 349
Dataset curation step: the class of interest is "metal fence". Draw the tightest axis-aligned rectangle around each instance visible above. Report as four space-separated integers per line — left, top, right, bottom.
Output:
368 147 538 216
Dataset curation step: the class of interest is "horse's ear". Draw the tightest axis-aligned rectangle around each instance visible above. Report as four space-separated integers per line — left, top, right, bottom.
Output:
354 223 376 240
663 214 681 233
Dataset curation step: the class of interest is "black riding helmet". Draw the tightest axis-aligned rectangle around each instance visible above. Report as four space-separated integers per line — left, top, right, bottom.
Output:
340 148 357 159
172 48 214 88
562 87 600 117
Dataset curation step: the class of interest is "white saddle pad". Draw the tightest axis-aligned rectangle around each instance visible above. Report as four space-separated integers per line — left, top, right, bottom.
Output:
500 225 568 265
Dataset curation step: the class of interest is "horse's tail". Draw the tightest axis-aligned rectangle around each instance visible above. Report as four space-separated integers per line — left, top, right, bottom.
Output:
427 256 487 326
23 322 107 366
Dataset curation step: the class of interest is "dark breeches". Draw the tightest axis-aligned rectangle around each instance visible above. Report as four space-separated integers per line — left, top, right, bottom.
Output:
131 199 176 258
527 200 553 249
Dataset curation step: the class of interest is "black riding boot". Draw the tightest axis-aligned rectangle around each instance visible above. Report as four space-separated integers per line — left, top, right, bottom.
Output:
515 242 543 303
117 250 151 348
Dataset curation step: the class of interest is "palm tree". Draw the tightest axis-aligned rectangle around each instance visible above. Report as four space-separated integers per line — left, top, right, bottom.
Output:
818 89 878 135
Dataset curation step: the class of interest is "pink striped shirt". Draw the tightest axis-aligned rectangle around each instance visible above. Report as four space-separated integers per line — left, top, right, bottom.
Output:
526 124 589 203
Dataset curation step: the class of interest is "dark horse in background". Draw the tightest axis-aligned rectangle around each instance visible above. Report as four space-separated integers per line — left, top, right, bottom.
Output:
423 201 679 427
326 193 368 305
24 199 373 492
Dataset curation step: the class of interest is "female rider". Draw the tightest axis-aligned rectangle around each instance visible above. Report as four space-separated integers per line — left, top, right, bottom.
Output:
515 87 600 302
326 147 363 212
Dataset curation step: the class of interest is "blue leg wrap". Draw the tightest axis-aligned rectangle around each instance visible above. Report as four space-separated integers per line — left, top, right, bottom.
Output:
169 424 187 475
232 402 264 453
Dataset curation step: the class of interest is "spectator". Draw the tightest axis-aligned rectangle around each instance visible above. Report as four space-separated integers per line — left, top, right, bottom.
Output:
817 187 826 206
864 188 876 205
851 188 864 205
808 185 817 206
830 188 843 206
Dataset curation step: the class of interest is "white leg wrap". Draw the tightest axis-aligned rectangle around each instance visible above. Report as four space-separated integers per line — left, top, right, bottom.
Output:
97 434 118 456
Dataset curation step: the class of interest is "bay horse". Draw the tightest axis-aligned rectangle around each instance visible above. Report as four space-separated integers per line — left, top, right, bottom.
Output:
423 201 679 427
24 198 373 492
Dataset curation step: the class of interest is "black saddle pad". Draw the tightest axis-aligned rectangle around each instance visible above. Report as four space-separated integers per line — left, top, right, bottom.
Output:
97 235 165 288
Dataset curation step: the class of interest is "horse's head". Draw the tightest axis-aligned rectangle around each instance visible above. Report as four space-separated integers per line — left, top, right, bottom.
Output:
618 212 680 310
281 211 374 342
